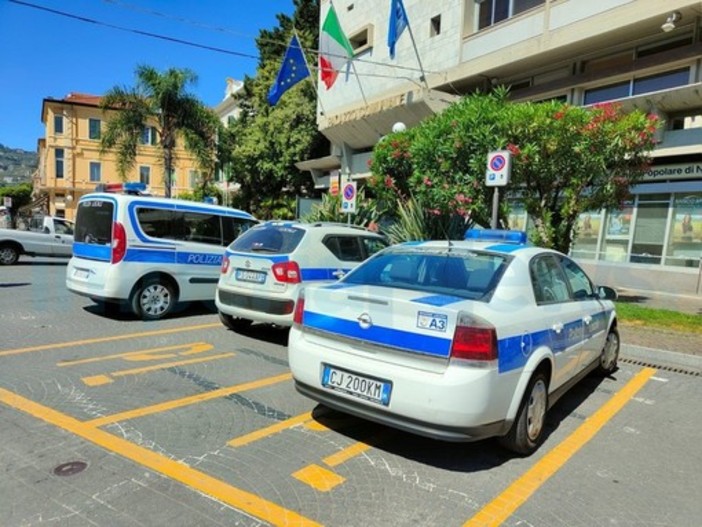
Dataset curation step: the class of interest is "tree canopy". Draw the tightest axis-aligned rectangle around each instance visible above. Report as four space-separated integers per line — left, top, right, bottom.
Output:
100 65 221 198
369 89 658 253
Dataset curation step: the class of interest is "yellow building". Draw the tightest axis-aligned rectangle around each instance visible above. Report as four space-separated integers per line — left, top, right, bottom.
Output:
37 92 203 220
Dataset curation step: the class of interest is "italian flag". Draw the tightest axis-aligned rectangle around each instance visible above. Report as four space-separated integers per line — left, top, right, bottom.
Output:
319 4 354 89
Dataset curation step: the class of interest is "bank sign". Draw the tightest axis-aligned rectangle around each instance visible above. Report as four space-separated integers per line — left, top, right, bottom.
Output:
644 163 702 180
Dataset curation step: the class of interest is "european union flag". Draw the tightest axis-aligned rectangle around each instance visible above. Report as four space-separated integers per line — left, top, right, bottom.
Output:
388 0 409 59
268 34 311 106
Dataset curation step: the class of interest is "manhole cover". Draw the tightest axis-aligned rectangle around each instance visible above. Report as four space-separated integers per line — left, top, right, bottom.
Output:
53 461 88 476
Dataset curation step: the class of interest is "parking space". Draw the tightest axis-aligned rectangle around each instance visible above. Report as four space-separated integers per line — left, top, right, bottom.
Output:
2 262 701 526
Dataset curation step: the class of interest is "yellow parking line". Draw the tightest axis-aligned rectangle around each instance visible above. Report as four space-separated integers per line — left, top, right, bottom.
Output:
58 342 213 367
323 442 372 467
228 412 313 448
464 367 656 527
0 387 320 527
81 352 235 386
0 323 221 357
85 373 293 428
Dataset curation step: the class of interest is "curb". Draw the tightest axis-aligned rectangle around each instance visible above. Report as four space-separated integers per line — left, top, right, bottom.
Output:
620 344 702 375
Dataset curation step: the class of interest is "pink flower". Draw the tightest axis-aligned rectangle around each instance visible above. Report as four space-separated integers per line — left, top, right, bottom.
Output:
423 177 432 187
367 221 379 232
384 176 394 188
553 111 565 120
507 143 521 156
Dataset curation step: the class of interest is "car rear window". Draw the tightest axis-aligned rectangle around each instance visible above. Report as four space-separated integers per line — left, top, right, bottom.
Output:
344 250 509 300
229 224 305 254
75 199 114 244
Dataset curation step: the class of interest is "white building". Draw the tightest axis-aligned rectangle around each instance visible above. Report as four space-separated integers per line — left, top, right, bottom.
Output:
299 0 702 295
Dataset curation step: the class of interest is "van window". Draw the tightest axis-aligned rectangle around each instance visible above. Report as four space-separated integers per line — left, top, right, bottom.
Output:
75 200 114 244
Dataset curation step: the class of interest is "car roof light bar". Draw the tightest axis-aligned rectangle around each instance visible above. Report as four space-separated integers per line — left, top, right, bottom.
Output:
464 229 527 244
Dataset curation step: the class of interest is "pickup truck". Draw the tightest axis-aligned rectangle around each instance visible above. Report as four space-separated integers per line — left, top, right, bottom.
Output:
0 216 74 265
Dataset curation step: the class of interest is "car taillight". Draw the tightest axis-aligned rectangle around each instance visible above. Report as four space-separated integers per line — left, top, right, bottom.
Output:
221 255 230 274
272 261 301 283
450 313 497 361
111 221 127 264
292 291 305 327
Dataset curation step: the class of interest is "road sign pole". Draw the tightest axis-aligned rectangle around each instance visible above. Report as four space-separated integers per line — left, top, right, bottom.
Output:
491 188 499 229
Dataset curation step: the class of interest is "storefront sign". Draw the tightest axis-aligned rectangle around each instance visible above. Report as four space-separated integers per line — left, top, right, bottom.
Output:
644 163 702 180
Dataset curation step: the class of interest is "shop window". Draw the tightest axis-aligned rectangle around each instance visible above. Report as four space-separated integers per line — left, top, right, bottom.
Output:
665 193 702 268
599 202 633 262
571 210 602 260
630 200 669 264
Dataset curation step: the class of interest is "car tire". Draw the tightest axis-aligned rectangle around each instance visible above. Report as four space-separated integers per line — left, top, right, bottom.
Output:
218 311 252 332
130 277 176 321
0 244 20 265
500 371 549 456
596 327 620 376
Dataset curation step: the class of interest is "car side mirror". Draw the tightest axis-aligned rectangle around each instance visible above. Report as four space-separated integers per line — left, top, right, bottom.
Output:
597 285 618 301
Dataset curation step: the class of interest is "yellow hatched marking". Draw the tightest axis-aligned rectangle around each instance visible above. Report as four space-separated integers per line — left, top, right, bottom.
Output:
292 464 346 492
0 323 220 357
85 373 292 427
80 352 234 386
228 412 313 448
58 342 212 367
82 375 112 387
464 367 656 527
0 388 320 527
323 442 372 467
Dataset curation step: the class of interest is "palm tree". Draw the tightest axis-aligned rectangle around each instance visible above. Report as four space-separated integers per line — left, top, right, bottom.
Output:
100 65 219 198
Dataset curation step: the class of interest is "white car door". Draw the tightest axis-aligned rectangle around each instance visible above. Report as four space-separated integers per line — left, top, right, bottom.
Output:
51 218 74 256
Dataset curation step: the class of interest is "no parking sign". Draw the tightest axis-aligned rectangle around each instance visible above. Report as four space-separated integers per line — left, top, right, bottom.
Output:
485 150 511 187
341 182 357 213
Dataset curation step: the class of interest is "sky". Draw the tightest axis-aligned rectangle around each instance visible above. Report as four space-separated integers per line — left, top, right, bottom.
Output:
0 0 295 151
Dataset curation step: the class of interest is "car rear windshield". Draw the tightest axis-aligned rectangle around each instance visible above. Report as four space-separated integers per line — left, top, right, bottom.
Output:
343 249 510 300
75 199 114 244
229 224 305 254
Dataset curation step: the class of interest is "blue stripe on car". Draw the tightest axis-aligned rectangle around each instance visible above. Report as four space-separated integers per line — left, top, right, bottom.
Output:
411 295 465 306
304 311 452 358
72 242 111 261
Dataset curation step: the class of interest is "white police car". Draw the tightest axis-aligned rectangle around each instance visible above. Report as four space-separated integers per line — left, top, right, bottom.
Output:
216 221 388 330
288 229 619 455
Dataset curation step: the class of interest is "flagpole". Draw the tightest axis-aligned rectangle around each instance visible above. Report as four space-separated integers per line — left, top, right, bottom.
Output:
403 9 430 91
293 28 327 117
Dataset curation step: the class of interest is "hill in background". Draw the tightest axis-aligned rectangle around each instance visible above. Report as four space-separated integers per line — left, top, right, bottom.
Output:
0 144 37 186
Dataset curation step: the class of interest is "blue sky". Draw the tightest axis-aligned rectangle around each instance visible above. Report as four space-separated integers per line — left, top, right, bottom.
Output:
0 0 295 151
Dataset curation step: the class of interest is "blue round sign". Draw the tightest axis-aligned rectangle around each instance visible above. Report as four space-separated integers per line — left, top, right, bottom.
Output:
343 184 355 200
489 154 506 172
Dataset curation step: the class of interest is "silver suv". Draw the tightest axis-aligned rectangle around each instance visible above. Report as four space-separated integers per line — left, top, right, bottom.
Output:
215 221 388 331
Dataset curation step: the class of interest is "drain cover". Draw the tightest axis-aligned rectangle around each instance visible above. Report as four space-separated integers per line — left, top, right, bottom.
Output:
53 461 88 476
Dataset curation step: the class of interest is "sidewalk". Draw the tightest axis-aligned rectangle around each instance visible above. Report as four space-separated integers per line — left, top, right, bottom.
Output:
615 287 702 374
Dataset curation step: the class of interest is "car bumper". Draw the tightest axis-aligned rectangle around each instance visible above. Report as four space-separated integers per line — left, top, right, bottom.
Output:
288 328 518 441
216 288 295 326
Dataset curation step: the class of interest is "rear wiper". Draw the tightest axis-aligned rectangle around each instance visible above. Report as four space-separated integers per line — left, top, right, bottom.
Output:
250 246 279 253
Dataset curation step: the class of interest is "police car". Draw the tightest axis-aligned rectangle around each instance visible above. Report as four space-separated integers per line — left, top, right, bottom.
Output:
287 229 619 455
216 221 388 330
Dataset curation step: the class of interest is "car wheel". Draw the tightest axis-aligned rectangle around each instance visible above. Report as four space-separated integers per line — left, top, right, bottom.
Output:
0 244 20 265
500 371 549 456
596 327 620 376
218 311 252 332
130 278 176 321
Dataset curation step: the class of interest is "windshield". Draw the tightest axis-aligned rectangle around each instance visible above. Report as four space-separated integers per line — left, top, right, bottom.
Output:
75 200 113 244
343 249 510 301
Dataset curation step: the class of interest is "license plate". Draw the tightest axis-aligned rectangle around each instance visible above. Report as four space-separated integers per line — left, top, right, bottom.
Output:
73 268 90 280
322 364 392 406
235 268 266 284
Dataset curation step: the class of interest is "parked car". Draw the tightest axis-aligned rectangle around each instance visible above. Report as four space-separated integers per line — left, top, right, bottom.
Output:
0 215 74 265
216 221 389 331
66 187 257 320
288 229 619 455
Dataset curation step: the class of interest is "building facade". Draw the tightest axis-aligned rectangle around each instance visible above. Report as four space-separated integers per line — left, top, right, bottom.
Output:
37 93 203 220
302 0 702 295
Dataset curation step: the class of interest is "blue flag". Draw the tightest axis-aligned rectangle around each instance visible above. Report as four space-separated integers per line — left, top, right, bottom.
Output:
268 35 310 105
388 0 409 59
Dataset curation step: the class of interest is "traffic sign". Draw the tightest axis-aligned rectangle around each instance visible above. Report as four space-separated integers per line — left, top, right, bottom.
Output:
485 150 511 187
329 170 340 196
341 182 357 213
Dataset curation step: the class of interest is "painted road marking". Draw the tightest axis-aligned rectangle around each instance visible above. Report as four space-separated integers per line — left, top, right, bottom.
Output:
463 367 656 527
58 342 214 366
293 464 346 492
85 373 292 428
0 323 221 357
81 352 235 386
228 412 313 448
0 387 320 527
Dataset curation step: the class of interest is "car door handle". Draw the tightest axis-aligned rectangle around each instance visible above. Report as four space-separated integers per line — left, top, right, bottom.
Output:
332 269 346 279
583 315 592 325
552 322 564 334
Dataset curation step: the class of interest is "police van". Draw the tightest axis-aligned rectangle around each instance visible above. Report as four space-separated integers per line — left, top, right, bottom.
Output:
66 183 257 320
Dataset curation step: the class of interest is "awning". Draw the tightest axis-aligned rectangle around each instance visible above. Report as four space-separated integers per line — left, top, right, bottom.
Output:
651 144 702 157
295 154 341 172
